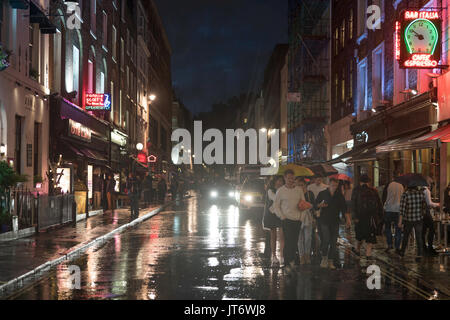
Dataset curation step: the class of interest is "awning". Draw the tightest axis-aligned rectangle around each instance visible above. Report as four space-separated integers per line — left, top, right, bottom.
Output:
346 147 377 163
376 129 435 154
412 123 450 143
79 148 108 163
328 141 380 164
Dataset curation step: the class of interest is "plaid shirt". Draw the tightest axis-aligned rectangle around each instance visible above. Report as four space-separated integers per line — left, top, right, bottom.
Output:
399 188 426 222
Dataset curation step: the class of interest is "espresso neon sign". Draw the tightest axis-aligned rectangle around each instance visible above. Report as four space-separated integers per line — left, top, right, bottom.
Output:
396 10 442 69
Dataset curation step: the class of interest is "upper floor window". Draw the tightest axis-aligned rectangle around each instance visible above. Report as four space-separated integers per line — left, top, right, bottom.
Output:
334 27 339 55
102 12 107 47
90 0 96 34
340 19 345 49
349 9 353 40
357 0 367 37
357 58 368 111
112 26 117 59
0 0 4 43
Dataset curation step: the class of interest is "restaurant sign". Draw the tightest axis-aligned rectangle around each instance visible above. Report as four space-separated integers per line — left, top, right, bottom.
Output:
396 10 442 69
68 119 91 142
85 93 111 111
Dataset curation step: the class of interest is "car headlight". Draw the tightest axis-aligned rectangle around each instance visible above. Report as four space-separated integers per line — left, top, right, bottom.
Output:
210 190 218 198
228 191 235 198
244 194 253 202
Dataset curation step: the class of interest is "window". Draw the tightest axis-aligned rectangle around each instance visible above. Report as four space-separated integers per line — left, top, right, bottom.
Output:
99 71 105 93
357 0 367 37
334 27 339 55
90 0 96 34
112 26 117 59
341 69 345 103
335 73 339 106
87 59 94 93
110 81 114 121
72 45 80 97
0 0 3 43
33 122 41 177
121 0 125 21
126 66 129 91
102 12 107 47
119 90 122 126
340 20 345 48
349 9 353 40
127 29 130 55
121 37 124 67
357 59 368 111
15 116 22 174
349 61 353 99
372 43 385 108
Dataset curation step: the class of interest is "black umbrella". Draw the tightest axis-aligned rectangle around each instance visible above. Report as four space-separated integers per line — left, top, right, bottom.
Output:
394 173 428 187
309 164 338 177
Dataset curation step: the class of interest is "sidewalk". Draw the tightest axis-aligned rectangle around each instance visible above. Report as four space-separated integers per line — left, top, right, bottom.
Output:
0 202 166 297
337 227 450 299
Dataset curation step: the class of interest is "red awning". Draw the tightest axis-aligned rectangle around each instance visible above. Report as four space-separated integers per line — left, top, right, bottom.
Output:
413 124 450 142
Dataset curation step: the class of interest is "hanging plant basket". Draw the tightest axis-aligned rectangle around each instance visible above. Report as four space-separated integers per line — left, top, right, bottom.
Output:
0 44 11 72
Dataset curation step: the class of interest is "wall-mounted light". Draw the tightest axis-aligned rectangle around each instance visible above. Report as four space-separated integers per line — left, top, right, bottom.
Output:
149 94 156 101
0 144 6 156
136 143 143 151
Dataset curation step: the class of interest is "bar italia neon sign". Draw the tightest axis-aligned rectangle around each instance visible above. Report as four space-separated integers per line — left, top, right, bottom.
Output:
396 10 442 69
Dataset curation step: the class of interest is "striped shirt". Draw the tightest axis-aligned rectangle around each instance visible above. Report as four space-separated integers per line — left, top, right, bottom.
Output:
399 188 426 222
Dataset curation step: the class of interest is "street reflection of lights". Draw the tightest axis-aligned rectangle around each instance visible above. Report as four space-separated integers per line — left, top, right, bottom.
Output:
208 257 219 267
244 220 252 250
207 205 220 249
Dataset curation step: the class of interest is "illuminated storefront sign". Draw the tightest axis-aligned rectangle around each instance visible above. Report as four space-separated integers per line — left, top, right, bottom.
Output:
396 10 442 69
85 93 111 110
68 119 91 142
138 152 147 164
147 155 157 163
111 129 127 146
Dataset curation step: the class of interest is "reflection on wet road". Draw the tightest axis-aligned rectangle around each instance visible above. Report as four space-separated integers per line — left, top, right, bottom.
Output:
9 196 447 300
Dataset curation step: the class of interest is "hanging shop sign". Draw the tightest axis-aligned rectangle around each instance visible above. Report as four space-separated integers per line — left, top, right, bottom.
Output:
111 129 127 146
396 10 442 69
68 119 91 142
137 152 147 164
85 93 111 111
147 154 157 163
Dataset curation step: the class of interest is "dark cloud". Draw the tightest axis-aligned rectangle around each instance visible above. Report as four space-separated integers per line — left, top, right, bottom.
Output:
153 0 288 115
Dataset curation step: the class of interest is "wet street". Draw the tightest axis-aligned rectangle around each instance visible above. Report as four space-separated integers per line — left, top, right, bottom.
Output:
8 195 449 300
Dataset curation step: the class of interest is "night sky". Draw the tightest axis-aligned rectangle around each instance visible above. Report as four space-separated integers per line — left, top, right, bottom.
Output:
153 0 288 115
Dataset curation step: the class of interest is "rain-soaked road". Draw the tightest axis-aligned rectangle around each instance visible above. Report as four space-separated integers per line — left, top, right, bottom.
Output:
8 195 447 300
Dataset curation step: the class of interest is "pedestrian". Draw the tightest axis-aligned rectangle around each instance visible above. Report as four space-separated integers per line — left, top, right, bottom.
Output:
93 172 103 210
307 175 328 257
351 174 383 262
158 177 167 204
142 172 153 207
273 169 305 272
263 175 285 267
343 180 353 229
398 185 426 259
297 178 315 265
106 174 115 212
422 177 439 256
126 172 140 219
171 176 179 200
383 173 404 254
315 178 347 269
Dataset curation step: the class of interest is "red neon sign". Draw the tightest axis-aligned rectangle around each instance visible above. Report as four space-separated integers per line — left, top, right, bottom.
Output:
404 54 438 68
404 11 439 20
395 21 401 61
137 152 147 164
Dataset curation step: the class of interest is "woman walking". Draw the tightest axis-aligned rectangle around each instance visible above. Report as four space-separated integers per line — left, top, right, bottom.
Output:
263 176 285 267
297 179 315 265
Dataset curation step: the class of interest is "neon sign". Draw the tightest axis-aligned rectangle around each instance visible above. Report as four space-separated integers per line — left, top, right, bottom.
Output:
85 93 111 110
397 10 441 69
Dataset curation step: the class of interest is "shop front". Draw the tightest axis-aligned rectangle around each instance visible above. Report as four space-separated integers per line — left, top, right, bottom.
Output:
49 97 110 218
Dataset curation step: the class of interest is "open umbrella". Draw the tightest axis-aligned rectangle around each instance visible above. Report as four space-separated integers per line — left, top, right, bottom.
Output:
309 164 338 177
329 173 352 182
277 164 314 177
394 173 428 187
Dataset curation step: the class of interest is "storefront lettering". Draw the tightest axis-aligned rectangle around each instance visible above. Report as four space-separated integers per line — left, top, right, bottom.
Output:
69 119 91 142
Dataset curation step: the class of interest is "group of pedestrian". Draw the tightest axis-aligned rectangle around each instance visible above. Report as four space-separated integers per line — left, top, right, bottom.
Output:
383 172 440 259
263 169 351 271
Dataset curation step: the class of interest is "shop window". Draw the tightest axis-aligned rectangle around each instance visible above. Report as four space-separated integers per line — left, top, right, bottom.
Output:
372 43 384 109
357 58 368 112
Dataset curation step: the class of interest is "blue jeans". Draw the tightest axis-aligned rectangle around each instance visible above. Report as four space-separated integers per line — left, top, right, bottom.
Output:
384 211 402 249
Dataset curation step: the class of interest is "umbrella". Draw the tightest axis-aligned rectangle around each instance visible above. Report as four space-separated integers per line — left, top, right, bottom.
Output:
394 173 428 187
329 173 352 182
277 164 314 177
309 164 338 177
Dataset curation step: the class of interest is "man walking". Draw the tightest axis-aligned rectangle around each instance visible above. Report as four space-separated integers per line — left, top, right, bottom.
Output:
422 178 439 256
315 178 347 269
307 176 328 257
274 169 305 272
127 172 140 219
398 185 426 259
383 173 404 254
142 172 153 207
351 174 383 263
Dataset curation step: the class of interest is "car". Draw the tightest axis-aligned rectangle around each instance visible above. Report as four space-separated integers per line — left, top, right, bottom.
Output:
238 178 265 210
206 180 239 204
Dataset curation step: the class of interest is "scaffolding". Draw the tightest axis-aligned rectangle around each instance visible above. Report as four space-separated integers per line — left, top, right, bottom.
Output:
288 0 330 163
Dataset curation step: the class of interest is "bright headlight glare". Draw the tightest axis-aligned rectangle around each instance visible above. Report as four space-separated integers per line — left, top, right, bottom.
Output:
228 191 235 198
210 190 218 198
244 194 253 202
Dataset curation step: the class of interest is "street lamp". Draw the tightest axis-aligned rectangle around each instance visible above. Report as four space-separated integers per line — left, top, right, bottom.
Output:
136 143 143 151
149 94 156 102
